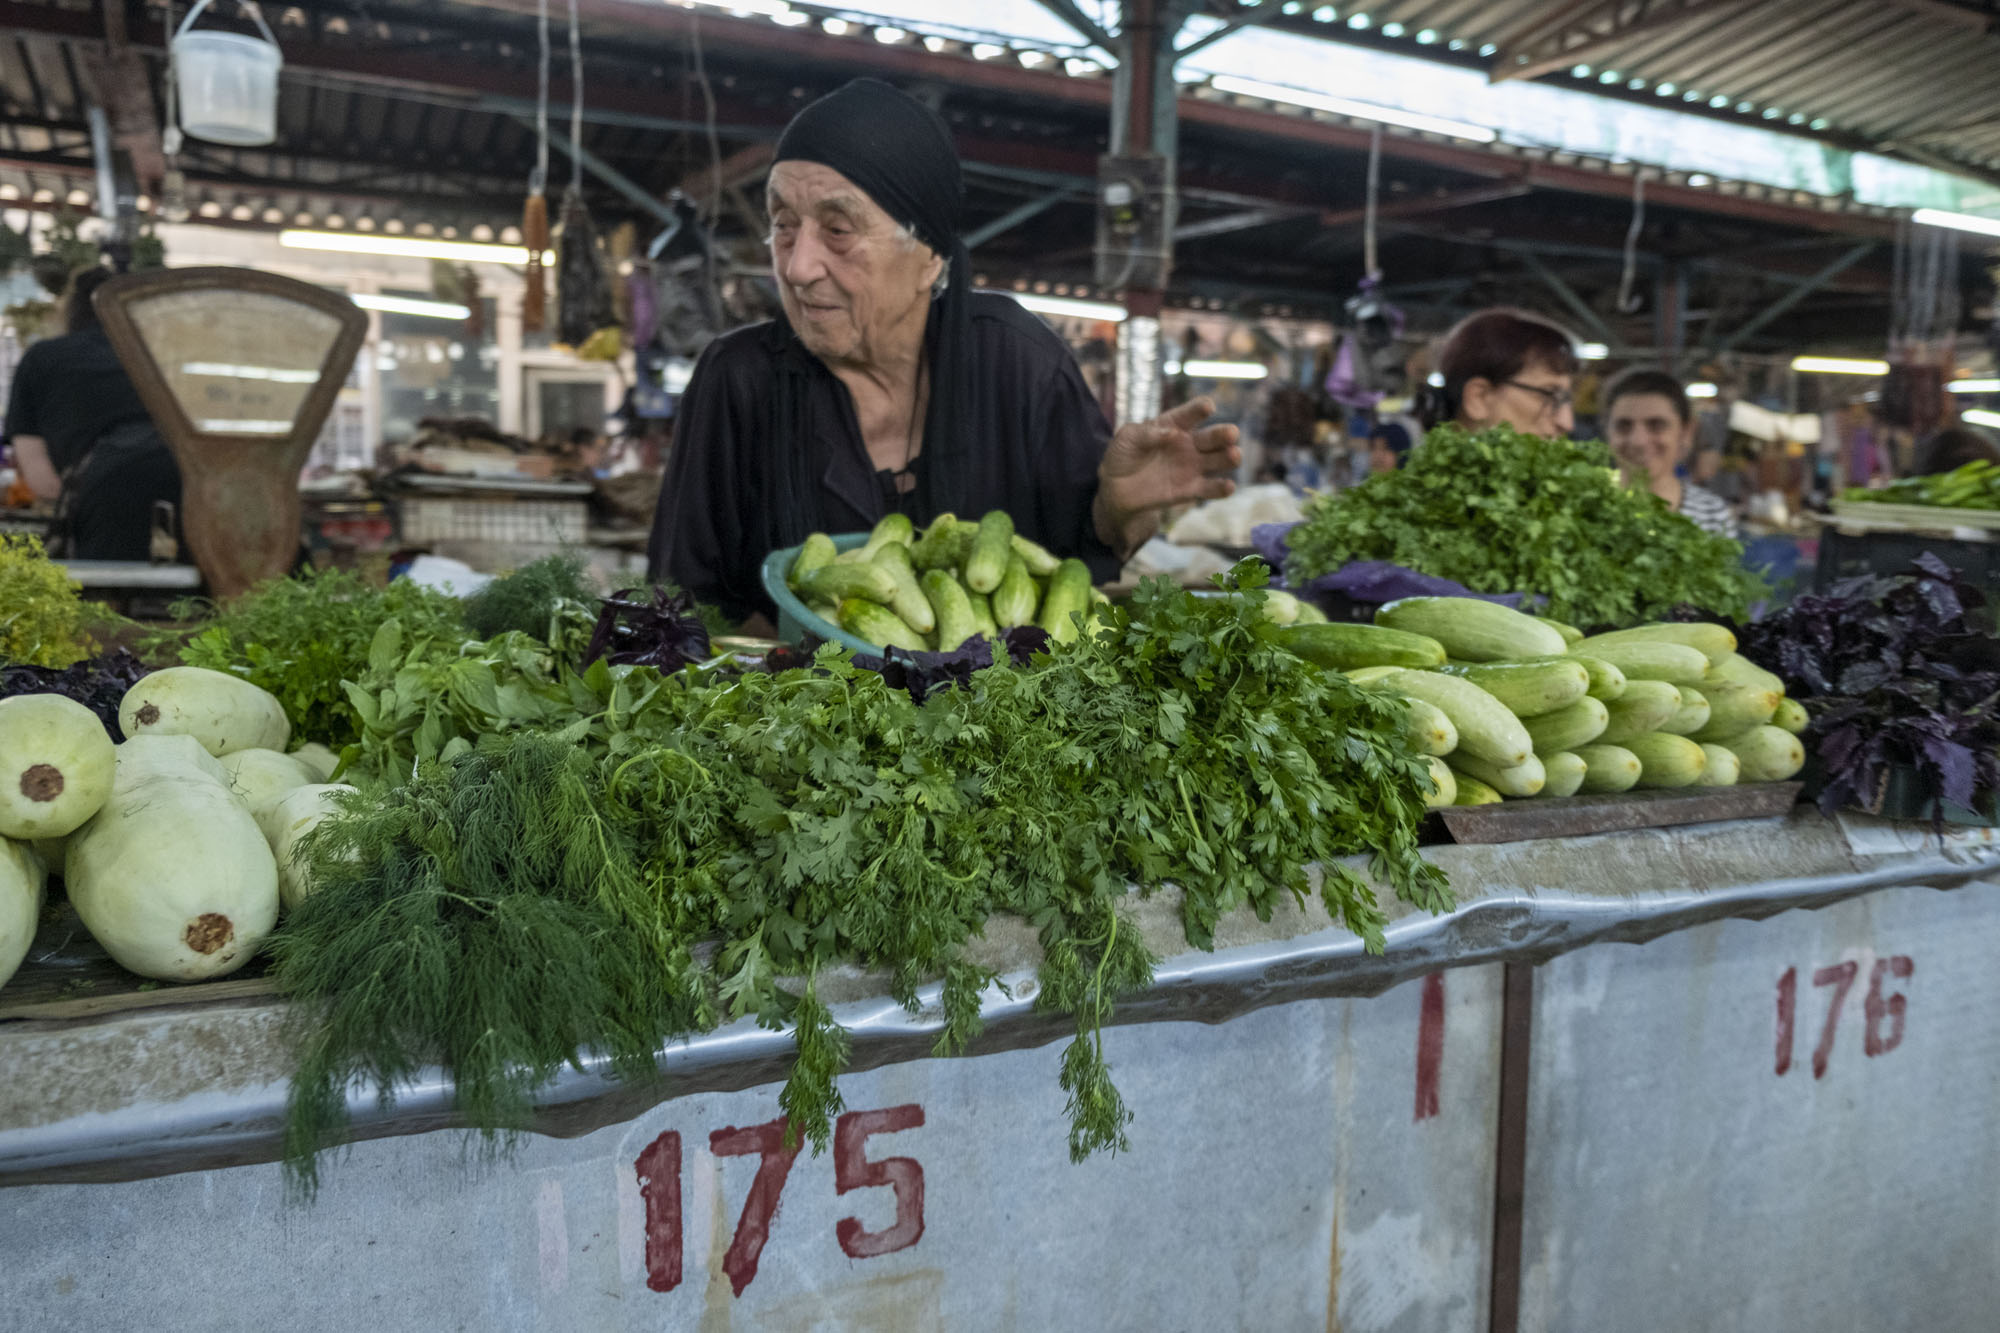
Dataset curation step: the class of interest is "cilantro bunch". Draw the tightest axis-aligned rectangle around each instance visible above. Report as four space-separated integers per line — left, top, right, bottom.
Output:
272 561 1449 1194
1284 423 1763 627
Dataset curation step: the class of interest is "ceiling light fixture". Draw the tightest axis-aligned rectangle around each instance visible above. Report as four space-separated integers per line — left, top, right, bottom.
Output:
1012 293 1128 322
280 230 547 265
1576 343 1609 360
351 293 474 319
1947 378 2000 393
1686 382 1720 398
1210 73 1497 142
1913 207 2000 239
1181 359 1270 380
1792 355 1890 375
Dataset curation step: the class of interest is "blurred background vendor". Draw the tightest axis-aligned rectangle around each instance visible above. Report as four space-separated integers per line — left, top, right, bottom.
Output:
1420 307 1579 440
1604 368 1739 539
2 267 181 561
647 79 1240 624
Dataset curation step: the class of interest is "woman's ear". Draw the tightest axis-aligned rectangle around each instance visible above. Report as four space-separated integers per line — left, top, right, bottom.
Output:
1459 377 1495 426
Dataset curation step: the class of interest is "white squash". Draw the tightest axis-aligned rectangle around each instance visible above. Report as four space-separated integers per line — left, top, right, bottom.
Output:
66 740 279 981
258 783 358 913
218 748 318 814
118 666 291 757
287 742 341 782
0 694 116 840
0 837 46 991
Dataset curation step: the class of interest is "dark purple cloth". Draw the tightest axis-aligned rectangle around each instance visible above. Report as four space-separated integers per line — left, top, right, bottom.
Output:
1251 522 1527 607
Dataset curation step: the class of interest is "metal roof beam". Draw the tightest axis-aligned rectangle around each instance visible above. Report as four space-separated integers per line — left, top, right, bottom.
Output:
1708 241 1875 353
964 185 1081 249
1491 0 1758 85
1032 0 1116 51
1519 251 1619 345
513 116 676 226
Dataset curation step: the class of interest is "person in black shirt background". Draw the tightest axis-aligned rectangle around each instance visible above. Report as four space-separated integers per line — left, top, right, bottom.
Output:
3 266 181 560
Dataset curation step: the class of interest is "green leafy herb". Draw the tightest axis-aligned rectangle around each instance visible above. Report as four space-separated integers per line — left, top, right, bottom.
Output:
1285 423 1764 627
461 552 598 651
272 560 1448 1196
170 568 467 746
0 535 99 668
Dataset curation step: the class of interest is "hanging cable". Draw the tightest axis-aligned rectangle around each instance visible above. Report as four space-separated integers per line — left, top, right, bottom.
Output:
688 14 725 224
1616 172 1645 314
521 0 552 333
533 0 549 197
1363 123 1382 282
568 0 584 195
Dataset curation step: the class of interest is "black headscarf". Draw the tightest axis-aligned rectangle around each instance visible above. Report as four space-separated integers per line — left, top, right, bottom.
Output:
764 78 973 554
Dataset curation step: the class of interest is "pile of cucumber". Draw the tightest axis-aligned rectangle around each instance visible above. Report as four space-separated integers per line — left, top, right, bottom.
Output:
1276 597 1808 807
787 511 1112 652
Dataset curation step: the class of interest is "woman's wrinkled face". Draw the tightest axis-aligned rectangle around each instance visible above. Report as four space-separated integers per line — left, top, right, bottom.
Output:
766 161 944 367
1607 392 1692 483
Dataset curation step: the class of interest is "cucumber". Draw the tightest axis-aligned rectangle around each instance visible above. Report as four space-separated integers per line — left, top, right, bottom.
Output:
1398 697 1459 757
788 532 838 588
1571 654 1628 701
1541 751 1587 798
872 543 936 635
965 588 1000 640
860 512 915 558
964 510 1015 594
1292 601 1329 625
838 598 928 652
922 570 978 651
1451 772 1504 806
1280 622 1447 671
800 561 898 606
1658 687 1711 737
1574 744 1642 793
1422 756 1457 810
1437 657 1590 718
1571 637 1709 685
1690 682 1782 741
1346 666 1402 685
1597 680 1685 743
1376 597 1569 662
911 513 962 569
1729 725 1805 782
992 554 1040 629
1010 533 1062 577
1696 744 1741 787
1772 696 1809 735
1261 590 1303 627
1707 652 1786 697
1579 622 1736 668
1537 616 1584 647
806 599 841 624
1039 558 1093 644
1379 669 1533 768
1524 696 1609 754
1451 750 1546 798
1625 731 1708 788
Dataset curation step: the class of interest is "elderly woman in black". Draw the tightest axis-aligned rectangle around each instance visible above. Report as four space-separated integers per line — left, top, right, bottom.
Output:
648 79 1241 624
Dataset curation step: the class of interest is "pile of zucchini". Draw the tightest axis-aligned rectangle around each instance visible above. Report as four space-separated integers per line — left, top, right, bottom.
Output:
787 511 1116 652
1276 598 1807 807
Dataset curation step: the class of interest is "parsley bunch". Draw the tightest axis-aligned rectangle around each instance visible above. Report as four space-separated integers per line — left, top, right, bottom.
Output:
1284 423 1763 627
272 562 1448 1195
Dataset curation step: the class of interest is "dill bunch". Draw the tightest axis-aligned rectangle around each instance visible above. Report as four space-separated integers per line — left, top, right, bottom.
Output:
461 552 598 653
0 535 98 668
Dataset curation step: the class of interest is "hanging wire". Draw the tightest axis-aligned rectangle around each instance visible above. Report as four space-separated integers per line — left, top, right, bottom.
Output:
1616 172 1645 314
1889 213 1909 346
530 0 549 195
688 14 725 223
1363 123 1382 281
568 0 584 194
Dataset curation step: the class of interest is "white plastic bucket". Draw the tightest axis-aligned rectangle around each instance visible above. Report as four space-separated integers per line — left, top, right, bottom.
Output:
172 0 282 147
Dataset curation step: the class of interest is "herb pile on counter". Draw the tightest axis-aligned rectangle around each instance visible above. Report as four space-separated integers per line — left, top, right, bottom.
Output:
271 560 1448 1192
1738 553 2000 820
1283 423 1763 627
0 535 103 668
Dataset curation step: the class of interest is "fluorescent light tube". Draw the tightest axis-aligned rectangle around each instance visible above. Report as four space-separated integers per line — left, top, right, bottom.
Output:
281 230 545 265
1912 208 2000 239
1012 293 1129 322
1947 378 2000 394
1964 408 2000 429
1181 359 1269 380
1686 382 1719 398
1792 356 1889 375
1577 343 1609 360
351 293 474 320
1209 74 1498 143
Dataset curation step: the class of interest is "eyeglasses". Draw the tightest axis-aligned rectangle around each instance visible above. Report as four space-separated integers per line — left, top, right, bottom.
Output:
1505 380 1575 413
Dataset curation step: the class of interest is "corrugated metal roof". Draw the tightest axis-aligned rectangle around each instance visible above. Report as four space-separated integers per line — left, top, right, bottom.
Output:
1261 0 2000 180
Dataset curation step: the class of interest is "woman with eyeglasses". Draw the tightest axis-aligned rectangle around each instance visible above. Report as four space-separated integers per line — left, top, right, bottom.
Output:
1417 307 1578 440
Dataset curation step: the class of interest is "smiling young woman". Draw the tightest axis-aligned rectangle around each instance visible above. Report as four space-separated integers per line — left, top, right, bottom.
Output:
1604 368 1739 538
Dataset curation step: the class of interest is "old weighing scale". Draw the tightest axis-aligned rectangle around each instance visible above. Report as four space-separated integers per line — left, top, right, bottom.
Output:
92 267 367 598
